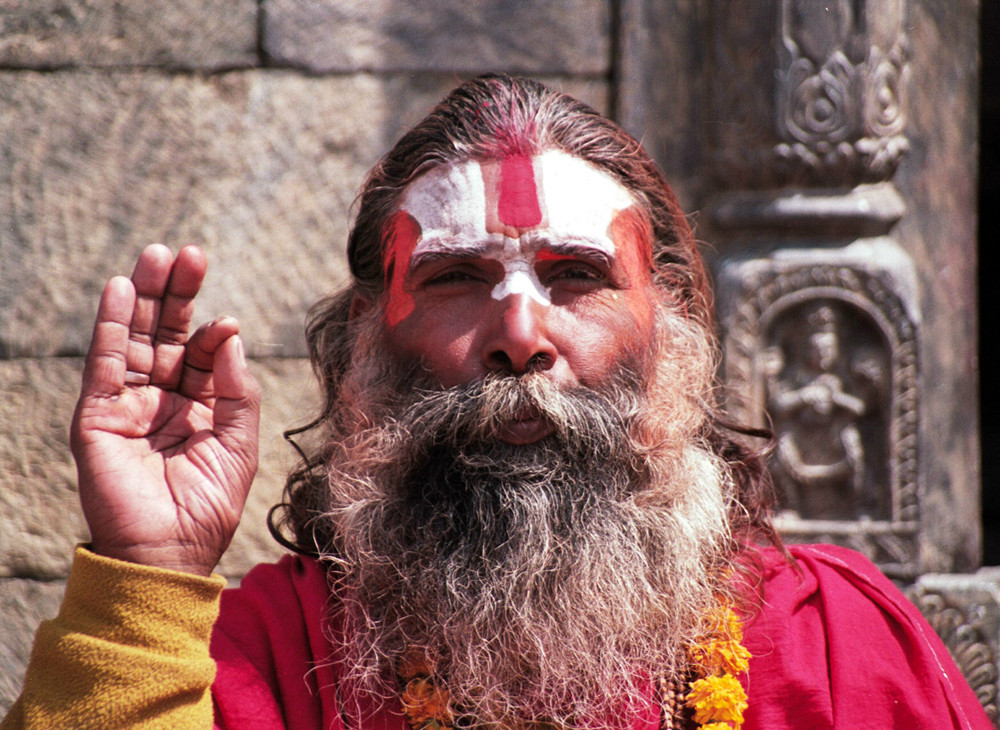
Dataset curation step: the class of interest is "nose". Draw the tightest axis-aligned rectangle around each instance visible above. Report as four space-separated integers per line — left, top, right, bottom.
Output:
481 294 557 374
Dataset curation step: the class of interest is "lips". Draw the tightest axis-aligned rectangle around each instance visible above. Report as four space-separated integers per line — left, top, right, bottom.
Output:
495 407 555 445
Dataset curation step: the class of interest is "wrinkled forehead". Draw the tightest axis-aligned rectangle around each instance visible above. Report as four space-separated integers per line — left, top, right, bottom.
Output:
398 149 638 244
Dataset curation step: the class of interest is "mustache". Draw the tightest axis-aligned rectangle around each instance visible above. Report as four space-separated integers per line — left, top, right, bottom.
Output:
394 368 645 458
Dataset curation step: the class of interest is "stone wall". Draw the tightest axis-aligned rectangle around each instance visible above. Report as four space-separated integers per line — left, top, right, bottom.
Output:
0 0 987 721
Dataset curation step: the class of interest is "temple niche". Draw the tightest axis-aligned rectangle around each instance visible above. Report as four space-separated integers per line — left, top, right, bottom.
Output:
764 300 889 522
718 257 919 578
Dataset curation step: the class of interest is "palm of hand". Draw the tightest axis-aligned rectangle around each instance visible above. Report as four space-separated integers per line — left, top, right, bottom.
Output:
72 245 260 576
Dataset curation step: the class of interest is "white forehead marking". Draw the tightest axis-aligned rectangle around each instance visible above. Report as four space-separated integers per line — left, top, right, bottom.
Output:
399 150 636 305
491 256 550 305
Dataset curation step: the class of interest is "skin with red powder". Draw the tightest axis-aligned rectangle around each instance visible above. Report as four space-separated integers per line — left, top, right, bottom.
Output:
382 211 423 327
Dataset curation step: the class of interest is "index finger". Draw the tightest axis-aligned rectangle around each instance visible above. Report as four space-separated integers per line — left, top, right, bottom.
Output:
80 276 137 397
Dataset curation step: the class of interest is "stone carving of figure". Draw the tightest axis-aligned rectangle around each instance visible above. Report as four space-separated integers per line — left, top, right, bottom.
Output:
765 304 869 520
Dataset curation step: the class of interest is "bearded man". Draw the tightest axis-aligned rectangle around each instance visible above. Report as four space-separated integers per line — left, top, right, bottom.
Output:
3 75 990 730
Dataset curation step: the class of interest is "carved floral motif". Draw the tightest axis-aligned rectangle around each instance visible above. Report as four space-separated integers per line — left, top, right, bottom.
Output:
710 0 910 187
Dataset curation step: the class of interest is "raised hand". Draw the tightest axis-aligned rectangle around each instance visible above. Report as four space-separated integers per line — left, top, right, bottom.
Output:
70 244 261 576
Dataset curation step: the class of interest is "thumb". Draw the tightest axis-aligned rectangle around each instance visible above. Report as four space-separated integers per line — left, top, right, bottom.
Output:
212 335 261 476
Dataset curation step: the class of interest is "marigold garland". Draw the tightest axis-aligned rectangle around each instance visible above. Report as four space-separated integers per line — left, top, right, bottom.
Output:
396 603 751 730
684 605 750 729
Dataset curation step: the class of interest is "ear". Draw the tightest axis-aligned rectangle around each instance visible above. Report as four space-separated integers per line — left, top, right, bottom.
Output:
349 292 375 321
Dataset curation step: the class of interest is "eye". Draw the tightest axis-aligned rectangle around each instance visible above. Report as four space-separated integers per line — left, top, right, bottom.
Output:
544 261 608 286
423 265 491 288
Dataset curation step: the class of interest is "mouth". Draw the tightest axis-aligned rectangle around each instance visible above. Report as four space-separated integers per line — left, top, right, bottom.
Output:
495 407 556 445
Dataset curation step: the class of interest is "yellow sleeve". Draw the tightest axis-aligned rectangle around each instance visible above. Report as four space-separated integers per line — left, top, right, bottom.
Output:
1 546 226 730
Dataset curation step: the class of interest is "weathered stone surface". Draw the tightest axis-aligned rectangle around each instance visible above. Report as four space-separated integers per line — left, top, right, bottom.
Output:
906 571 1000 723
263 0 610 74
0 0 257 69
892 0 980 574
0 356 318 579
0 70 358 360
616 0 705 211
0 70 607 361
0 359 88 579
0 577 66 715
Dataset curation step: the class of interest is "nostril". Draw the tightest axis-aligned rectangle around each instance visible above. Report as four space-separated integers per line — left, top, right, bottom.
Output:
526 352 553 372
486 350 514 372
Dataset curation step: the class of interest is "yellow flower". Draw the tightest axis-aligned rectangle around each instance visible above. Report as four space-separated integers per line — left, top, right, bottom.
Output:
686 675 748 727
701 725 735 730
689 637 752 676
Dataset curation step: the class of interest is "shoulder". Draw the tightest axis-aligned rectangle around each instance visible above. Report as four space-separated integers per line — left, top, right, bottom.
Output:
210 553 338 728
214 552 332 646
740 543 991 729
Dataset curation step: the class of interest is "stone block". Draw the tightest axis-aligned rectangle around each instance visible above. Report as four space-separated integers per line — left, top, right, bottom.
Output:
0 356 319 580
0 0 257 69
262 0 610 74
0 359 88 579
616 0 704 211
0 70 607 361
0 577 66 716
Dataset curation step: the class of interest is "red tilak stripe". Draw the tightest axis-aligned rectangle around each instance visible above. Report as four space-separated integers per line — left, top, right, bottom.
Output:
497 154 542 228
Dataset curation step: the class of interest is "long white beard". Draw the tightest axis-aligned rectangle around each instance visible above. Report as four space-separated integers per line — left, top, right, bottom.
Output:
318 307 737 729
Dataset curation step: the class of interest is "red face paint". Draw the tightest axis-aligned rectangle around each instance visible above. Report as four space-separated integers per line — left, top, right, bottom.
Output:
480 155 546 238
533 249 578 263
498 154 542 228
382 210 422 327
609 205 654 277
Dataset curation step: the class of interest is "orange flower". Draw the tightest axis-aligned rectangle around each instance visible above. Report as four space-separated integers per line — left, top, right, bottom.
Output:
401 677 454 729
702 606 745 643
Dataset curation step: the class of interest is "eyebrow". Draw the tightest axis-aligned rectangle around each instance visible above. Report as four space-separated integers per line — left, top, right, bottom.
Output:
534 240 614 267
409 240 495 270
407 236 617 270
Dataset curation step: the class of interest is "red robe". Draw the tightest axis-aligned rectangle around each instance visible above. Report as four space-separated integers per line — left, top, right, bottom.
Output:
210 544 992 729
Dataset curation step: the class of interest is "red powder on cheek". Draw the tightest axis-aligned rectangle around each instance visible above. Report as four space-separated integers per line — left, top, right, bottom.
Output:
609 206 654 281
498 154 543 229
382 210 422 327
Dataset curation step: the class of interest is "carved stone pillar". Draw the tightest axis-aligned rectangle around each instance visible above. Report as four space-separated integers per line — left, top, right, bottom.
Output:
616 0 985 714
707 0 923 578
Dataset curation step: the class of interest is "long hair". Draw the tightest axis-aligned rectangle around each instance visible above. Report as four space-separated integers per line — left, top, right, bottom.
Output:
268 74 779 560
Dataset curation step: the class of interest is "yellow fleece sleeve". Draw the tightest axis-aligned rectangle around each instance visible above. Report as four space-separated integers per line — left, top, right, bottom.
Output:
1 546 226 730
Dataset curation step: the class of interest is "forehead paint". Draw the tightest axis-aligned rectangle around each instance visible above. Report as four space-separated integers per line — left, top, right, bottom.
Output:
396 151 640 311
382 210 422 326
488 242 550 305
498 154 542 228
479 157 546 239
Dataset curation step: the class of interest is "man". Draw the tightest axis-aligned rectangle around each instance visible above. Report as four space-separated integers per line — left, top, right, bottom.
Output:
3 75 991 729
